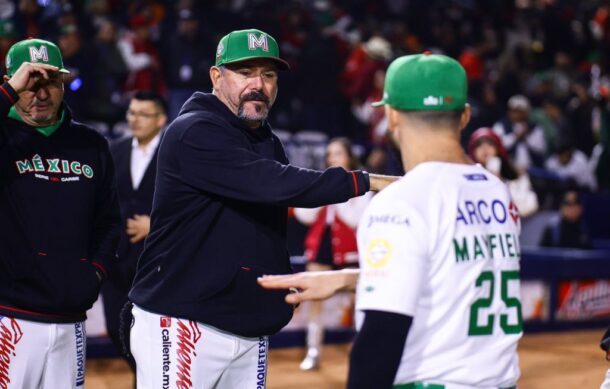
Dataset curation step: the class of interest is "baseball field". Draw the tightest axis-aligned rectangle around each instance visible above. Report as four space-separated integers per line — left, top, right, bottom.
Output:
86 329 607 389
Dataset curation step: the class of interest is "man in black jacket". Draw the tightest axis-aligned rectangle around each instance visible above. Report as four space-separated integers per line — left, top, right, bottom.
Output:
102 91 167 374
128 29 393 388
0 38 120 388
540 190 592 249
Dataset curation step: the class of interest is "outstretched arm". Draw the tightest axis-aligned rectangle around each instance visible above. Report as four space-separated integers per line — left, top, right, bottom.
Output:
258 269 359 304
178 121 371 208
369 173 399 191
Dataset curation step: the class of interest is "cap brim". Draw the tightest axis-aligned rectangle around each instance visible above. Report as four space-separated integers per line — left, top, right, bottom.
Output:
371 99 386 107
8 67 71 77
220 56 290 71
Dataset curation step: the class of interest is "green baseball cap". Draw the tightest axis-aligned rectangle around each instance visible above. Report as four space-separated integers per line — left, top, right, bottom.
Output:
373 53 467 111
5 38 70 77
215 29 290 71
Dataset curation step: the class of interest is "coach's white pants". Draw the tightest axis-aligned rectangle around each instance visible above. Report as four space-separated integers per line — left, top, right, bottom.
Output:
131 305 269 389
0 315 86 389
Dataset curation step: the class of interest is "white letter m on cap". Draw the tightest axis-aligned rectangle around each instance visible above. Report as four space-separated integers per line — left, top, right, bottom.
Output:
248 33 269 52
29 46 49 63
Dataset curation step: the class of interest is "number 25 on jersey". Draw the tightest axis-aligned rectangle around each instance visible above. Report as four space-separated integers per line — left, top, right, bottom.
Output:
469 270 522 336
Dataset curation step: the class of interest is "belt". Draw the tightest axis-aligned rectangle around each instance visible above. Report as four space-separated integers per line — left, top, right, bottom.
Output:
394 383 516 389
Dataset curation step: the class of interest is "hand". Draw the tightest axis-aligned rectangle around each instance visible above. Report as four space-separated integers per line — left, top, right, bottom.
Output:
126 214 151 243
485 156 502 176
369 173 400 191
6 62 60 93
258 269 359 305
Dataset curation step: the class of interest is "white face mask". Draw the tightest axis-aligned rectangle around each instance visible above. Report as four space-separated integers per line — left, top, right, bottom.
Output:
485 156 501 176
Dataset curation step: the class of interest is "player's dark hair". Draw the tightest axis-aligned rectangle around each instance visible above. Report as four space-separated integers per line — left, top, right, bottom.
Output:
400 109 464 129
326 137 361 170
132 90 168 115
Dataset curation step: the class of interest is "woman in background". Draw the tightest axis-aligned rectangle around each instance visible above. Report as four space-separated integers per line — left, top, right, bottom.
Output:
294 137 373 370
469 127 539 217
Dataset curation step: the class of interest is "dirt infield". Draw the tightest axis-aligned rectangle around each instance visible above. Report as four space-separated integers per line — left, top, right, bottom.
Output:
86 329 609 388
518 330 608 389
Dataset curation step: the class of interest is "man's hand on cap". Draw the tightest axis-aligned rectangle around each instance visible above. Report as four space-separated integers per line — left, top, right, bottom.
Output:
7 62 59 94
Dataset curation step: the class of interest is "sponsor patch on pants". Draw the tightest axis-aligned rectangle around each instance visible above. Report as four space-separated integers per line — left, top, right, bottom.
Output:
160 319 202 389
256 337 267 389
0 317 23 388
74 322 86 387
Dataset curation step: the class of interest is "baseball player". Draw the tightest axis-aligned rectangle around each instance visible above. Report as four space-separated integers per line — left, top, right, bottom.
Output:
261 53 522 389
0 38 120 388
127 28 395 389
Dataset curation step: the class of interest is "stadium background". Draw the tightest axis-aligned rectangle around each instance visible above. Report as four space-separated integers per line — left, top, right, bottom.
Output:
2 0 610 387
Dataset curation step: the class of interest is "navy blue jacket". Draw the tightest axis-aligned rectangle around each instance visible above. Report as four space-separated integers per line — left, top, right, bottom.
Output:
0 82 120 323
109 137 158 289
129 93 369 337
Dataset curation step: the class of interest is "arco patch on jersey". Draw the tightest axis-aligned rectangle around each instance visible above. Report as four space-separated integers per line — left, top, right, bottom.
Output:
456 198 508 226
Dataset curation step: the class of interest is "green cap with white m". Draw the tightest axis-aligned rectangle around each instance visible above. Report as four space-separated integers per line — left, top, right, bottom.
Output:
215 29 290 71
372 53 467 111
5 38 70 77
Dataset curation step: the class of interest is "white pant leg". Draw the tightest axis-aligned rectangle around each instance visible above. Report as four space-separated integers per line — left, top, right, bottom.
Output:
601 368 610 389
217 336 268 389
0 316 45 389
131 305 239 389
0 316 85 389
40 321 86 389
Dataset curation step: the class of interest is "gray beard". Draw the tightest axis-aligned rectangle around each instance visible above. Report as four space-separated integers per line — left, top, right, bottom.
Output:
237 102 268 123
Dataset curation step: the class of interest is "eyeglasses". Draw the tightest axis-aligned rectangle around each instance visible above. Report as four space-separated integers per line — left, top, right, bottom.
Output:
126 110 162 119
562 201 581 206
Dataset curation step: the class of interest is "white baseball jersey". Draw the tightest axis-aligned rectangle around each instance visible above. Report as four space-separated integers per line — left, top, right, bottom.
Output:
356 162 522 388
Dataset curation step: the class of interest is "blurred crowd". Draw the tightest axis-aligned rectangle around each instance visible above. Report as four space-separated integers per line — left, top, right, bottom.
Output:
1 0 609 243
